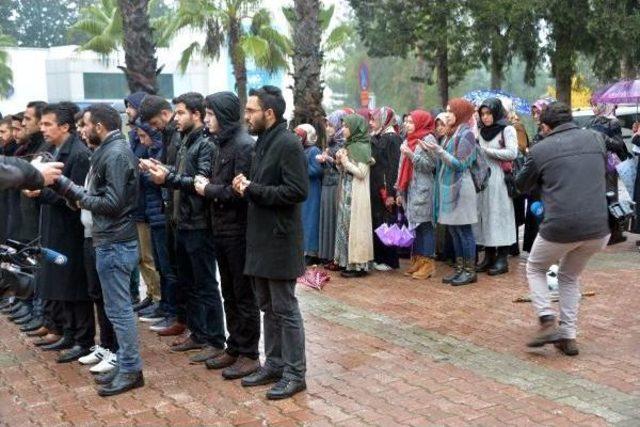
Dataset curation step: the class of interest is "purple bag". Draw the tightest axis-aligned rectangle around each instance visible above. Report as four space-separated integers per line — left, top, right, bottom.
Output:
607 152 621 173
374 211 415 248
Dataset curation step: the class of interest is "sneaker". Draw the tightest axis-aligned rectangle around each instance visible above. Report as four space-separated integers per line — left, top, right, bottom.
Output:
139 307 166 323
137 302 159 318
78 345 106 365
90 351 117 374
149 317 176 332
373 263 393 272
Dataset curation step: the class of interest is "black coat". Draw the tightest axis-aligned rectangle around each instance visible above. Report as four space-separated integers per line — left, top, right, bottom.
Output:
370 132 401 227
244 121 308 280
37 134 91 301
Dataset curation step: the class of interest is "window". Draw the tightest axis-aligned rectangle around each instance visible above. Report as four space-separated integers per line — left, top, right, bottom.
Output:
83 73 174 99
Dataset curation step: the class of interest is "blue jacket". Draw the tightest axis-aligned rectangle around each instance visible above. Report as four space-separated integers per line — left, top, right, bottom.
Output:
132 121 167 228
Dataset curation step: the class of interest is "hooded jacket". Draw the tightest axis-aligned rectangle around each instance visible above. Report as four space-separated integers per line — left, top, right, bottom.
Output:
202 92 255 238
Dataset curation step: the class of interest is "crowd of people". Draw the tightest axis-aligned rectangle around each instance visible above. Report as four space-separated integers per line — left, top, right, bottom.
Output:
0 84 636 400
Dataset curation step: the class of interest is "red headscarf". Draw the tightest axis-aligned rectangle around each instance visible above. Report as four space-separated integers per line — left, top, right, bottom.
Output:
447 98 476 128
396 110 435 192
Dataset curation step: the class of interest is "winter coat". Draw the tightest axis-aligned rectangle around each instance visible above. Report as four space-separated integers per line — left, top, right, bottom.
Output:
474 125 518 247
37 133 91 301
140 142 167 229
370 131 401 227
244 121 308 280
302 145 323 253
403 135 437 226
340 158 374 264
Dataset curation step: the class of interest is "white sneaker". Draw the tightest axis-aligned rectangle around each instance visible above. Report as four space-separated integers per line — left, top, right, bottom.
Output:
78 345 106 365
373 263 393 272
89 351 117 374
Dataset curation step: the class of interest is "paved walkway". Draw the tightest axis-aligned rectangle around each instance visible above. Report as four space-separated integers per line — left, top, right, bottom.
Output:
1 241 638 426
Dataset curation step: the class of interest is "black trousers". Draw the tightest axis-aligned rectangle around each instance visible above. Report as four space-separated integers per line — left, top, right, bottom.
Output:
84 238 118 352
167 222 186 324
62 300 95 348
42 299 64 336
215 236 260 359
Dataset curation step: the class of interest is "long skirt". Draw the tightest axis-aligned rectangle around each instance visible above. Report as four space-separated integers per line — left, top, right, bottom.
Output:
318 184 339 261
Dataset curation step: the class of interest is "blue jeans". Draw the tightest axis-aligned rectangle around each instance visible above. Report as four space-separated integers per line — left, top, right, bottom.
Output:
95 240 143 373
175 229 225 348
448 224 476 260
413 222 435 257
150 225 176 316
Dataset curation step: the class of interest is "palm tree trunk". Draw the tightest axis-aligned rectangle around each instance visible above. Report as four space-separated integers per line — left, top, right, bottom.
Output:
228 17 247 108
117 0 158 94
290 0 326 142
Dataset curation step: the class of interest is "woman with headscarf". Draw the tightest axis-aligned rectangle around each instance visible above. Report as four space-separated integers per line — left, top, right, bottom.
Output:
396 110 438 279
433 112 456 265
334 114 374 278
472 98 518 276
369 106 402 271
422 99 478 286
318 110 347 269
295 124 323 264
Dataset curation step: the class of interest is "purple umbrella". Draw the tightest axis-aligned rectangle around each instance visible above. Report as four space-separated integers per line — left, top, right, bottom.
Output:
592 80 640 104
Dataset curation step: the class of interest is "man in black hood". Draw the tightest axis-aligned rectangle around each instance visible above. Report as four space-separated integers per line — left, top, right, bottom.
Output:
194 92 260 379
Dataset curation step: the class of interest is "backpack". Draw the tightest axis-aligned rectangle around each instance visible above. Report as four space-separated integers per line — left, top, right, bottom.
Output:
470 140 491 193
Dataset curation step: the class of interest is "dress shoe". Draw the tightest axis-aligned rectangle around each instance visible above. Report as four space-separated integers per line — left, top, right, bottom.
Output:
170 336 204 352
97 371 144 397
554 339 579 356
0 298 13 310
205 352 237 370
13 313 33 325
241 366 282 387
27 326 49 337
266 378 307 400
1 301 23 315
340 270 367 278
156 321 186 337
95 367 119 385
149 317 175 332
57 345 91 363
8 305 30 321
41 336 73 351
222 356 260 380
20 317 44 332
34 333 61 346
527 315 561 347
132 296 152 312
189 345 224 364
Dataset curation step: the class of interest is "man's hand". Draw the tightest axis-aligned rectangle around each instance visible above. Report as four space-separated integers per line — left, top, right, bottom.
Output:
194 175 209 196
23 189 41 198
232 173 250 196
31 157 64 186
396 195 404 207
384 197 395 210
148 163 169 185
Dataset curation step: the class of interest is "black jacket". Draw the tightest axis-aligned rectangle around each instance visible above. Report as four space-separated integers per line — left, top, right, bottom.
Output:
164 126 213 230
37 134 91 301
244 121 308 280
0 155 43 191
516 123 609 243
202 91 254 238
77 131 139 247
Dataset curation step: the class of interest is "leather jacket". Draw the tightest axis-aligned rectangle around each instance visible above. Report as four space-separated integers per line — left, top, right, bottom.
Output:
75 131 139 247
164 126 213 230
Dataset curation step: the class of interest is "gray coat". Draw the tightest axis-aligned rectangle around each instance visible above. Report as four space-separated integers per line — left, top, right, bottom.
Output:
403 135 437 226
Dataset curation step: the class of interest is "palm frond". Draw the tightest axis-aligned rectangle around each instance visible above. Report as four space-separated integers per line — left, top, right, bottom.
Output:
322 24 352 53
178 41 202 73
319 5 335 32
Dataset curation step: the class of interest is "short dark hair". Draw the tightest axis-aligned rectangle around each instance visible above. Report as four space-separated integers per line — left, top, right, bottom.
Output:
42 103 77 132
85 104 122 132
172 92 205 119
11 112 24 123
0 117 11 127
248 85 286 120
139 95 172 122
26 101 48 120
540 102 573 129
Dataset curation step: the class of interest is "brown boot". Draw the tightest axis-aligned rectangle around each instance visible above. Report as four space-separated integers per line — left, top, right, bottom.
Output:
27 326 49 337
221 356 260 380
527 315 560 347
157 321 186 337
412 257 436 280
205 352 237 370
403 256 421 276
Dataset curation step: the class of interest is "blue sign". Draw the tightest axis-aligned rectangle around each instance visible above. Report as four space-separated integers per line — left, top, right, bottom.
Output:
359 62 369 91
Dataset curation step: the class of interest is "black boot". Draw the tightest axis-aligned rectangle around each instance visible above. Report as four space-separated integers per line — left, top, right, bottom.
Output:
475 247 496 273
451 258 478 286
488 247 509 276
442 258 463 284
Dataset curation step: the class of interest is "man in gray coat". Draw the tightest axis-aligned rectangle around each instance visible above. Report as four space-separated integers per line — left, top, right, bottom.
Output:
232 85 308 400
516 102 610 356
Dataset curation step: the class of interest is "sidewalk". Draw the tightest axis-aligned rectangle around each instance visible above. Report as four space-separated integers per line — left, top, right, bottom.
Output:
1 241 638 426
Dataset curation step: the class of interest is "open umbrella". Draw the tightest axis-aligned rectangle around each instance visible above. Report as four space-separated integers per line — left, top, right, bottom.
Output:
592 80 640 104
463 89 531 116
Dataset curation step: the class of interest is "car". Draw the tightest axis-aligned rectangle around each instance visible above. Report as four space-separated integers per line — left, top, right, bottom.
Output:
572 105 639 145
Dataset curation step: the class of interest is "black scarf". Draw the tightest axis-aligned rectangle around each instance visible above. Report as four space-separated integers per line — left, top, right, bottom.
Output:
478 97 509 142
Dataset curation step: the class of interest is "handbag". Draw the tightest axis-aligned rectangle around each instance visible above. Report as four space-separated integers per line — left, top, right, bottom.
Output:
497 128 522 198
606 191 636 240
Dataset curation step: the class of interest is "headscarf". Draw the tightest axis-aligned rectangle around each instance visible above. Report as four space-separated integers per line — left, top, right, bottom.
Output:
356 107 372 123
294 123 317 147
371 106 398 135
478 97 509 141
326 109 348 148
342 114 371 164
447 98 476 129
396 109 435 192
532 98 552 114
593 102 617 119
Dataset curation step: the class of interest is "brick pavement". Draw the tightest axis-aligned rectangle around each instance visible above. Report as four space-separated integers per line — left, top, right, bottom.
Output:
0 240 638 426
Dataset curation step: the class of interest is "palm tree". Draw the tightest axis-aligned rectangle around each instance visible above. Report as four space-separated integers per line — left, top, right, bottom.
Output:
284 2 352 138
69 0 165 93
0 32 14 99
162 0 292 107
